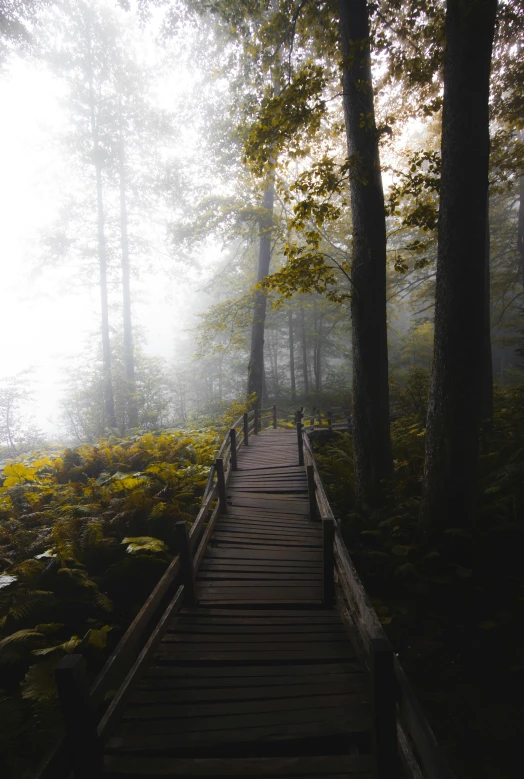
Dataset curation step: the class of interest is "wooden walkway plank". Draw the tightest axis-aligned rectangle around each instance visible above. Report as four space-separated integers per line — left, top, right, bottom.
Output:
103 430 374 778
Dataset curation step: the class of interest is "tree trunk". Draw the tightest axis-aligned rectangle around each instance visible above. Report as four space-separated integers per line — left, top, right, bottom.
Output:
87 33 116 431
300 304 309 399
247 175 275 405
267 329 278 400
288 309 296 402
339 0 393 506
518 174 524 290
95 160 117 430
481 193 494 421
420 0 498 531
273 328 280 401
118 121 138 430
313 306 323 395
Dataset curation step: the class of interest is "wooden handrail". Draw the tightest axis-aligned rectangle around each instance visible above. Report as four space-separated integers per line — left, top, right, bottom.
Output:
39 414 451 779
98 586 185 741
301 426 455 779
36 409 245 779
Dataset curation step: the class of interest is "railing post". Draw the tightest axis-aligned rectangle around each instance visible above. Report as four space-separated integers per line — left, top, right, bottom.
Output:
229 428 237 471
175 521 197 605
297 421 304 466
322 517 335 608
318 410 323 427
243 412 249 446
215 457 228 514
254 406 259 434
327 410 333 431
371 638 398 779
310 408 315 429
307 465 317 520
55 655 105 779
272 404 277 429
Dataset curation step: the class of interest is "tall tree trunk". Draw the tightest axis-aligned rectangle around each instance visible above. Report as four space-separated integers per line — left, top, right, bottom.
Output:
267 329 278 400
288 309 297 402
518 174 524 290
87 32 116 431
481 193 494 421
273 329 280 400
94 160 117 430
314 308 323 394
218 357 223 400
339 0 393 506
118 120 138 430
247 175 275 405
300 304 309 399
420 0 498 531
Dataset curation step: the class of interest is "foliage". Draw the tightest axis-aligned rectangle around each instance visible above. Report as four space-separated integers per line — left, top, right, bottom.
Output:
316 376 524 778
0 410 237 776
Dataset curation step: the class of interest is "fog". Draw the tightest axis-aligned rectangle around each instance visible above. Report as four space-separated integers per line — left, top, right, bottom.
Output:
0 0 521 450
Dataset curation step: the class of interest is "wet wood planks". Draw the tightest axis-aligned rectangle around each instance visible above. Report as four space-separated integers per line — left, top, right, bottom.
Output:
202 430 321 605
105 430 374 778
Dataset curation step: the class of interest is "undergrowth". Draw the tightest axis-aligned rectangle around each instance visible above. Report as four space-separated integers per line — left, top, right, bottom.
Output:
0 399 249 778
315 371 524 778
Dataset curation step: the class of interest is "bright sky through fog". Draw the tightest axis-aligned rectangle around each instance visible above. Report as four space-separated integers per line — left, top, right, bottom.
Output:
0 45 215 438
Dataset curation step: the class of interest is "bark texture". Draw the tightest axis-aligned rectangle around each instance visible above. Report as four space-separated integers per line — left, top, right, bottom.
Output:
247 176 275 405
481 195 494 422
420 0 498 530
339 0 392 506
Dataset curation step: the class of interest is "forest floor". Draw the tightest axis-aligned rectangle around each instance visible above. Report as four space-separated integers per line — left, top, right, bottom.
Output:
316 375 524 779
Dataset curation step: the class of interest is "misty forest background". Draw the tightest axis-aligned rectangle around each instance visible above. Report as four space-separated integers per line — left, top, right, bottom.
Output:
0 1 523 778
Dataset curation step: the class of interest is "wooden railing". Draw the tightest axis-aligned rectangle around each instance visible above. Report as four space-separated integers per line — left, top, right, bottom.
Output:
300 424 455 779
273 405 351 431
36 406 453 779
35 406 268 779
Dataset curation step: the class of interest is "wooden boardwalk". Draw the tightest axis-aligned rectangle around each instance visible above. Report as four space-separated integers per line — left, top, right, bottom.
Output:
41 414 453 779
104 430 375 777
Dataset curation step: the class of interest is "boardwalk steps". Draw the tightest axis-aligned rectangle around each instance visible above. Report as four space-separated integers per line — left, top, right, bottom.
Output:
37 408 454 779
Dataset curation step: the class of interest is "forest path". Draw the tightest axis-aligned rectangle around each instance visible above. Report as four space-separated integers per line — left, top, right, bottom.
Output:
104 429 375 778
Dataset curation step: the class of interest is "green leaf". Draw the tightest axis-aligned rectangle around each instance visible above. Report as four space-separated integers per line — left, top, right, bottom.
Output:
0 630 44 650
392 544 415 556
21 658 58 701
84 625 111 650
122 536 169 555
0 574 17 589
33 636 82 656
2 463 39 486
